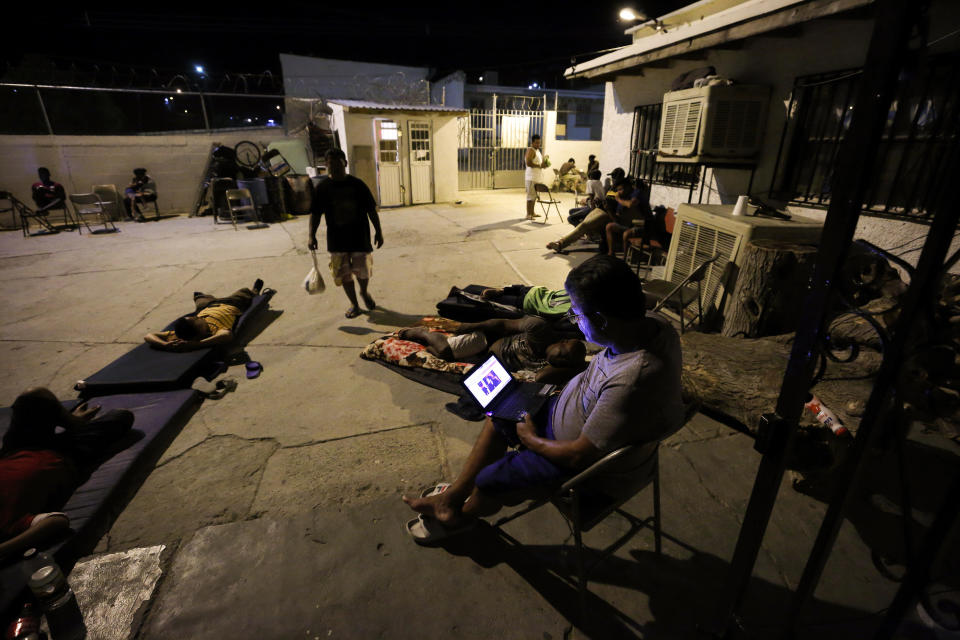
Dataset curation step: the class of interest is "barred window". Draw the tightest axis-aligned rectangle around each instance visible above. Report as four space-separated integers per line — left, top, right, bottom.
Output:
769 53 959 223
629 103 700 187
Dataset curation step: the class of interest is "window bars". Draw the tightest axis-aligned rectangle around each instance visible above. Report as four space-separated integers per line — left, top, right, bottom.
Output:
769 52 960 223
628 103 701 187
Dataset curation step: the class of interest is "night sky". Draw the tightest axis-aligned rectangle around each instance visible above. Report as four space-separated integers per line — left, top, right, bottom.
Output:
6 2 689 89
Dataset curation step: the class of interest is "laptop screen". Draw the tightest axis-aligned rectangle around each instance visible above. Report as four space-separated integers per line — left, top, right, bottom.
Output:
462 354 511 409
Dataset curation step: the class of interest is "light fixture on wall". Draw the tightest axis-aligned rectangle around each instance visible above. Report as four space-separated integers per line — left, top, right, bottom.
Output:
618 7 646 21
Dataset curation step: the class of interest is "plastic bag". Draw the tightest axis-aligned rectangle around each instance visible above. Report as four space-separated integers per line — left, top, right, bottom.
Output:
303 250 326 294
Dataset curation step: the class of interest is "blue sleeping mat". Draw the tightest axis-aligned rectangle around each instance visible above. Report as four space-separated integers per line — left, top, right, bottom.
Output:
0 389 201 618
78 290 274 398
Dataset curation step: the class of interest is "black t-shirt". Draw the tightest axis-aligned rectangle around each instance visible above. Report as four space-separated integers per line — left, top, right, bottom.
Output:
312 175 377 252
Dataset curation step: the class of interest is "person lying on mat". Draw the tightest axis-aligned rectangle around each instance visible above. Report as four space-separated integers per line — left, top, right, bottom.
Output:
0 387 134 560
397 315 586 385
143 280 263 352
401 255 685 544
478 285 572 320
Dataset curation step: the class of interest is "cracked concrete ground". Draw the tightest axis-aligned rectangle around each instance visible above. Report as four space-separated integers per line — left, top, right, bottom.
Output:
0 191 913 638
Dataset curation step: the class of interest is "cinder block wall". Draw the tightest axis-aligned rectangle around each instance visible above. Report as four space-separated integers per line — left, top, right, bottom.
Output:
0 129 303 213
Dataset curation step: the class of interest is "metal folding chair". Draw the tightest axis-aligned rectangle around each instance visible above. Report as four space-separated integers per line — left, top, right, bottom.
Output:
10 193 63 237
91 184 124 221
493 403 699 615
69 193 119 234
644 253 722 334
533 183 562 224
224 188 268 231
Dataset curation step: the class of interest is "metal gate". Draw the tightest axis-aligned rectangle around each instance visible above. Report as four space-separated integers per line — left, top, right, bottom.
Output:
458 105 544 190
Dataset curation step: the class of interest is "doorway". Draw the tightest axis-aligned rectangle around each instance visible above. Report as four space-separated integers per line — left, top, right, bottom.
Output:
374 119 403 207
407 120 434 204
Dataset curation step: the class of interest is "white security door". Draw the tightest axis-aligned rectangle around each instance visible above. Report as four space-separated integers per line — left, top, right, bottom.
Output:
408 120 434 204
375 119 403 207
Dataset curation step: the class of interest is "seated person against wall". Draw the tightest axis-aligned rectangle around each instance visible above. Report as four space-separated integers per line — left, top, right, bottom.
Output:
587 154 599 175
622 205 672 259
31 168 66 212
143 280 263 352
557 158 583 192
603 167 626 193
124 168 157 222
0 388 134 560
402 255 685 542
397 316 586 385
547 178 637 253
567 169 605 226
605 177 653 257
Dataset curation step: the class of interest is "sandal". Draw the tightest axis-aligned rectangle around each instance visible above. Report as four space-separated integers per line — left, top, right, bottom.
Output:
405 514 477 546
546 241 565 253
345 306 362 319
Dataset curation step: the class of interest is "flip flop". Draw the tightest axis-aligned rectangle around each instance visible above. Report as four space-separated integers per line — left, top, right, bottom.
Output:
245 362 263 379
420 483 452 498
345 306 362 319
405 514 476 546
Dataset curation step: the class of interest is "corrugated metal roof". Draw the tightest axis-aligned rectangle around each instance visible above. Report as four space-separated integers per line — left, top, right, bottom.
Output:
328 100 468 115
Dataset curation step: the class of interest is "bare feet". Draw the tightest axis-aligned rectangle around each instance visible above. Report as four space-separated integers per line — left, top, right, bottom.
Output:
546 241 563 252
402 493 464 526
525 213 542 220
397 326 430 342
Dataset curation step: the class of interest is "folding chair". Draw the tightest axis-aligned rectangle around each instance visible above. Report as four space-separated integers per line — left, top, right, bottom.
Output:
69 193 119 234
644 253 722 334
533 183 562 224
211 178 238 226
9 192 61 237
132 180 160 220
625 207 676 277
92 184 125 221
0 191 25 231
262 149 292 178
224 188 268 231
493 402 699 613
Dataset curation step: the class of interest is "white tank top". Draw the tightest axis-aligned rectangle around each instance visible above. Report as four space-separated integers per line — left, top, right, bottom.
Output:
525 148 542 182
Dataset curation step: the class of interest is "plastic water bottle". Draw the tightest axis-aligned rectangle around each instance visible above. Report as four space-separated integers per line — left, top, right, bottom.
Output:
21 549 54 583
26 558 86 640
804 393 850 437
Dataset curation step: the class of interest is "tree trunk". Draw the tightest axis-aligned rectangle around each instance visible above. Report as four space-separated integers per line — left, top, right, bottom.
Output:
721 240 820 338
680 331 878 436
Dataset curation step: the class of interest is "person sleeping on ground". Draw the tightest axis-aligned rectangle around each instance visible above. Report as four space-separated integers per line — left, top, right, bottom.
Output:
478 285 571 320
0 388 134 561
143 279 263 352
401 255 686 544
397 316 586 385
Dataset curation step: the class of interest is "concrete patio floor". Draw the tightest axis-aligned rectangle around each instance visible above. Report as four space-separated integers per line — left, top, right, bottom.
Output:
0 190 920 639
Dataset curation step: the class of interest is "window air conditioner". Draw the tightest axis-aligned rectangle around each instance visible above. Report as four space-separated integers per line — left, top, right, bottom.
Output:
657 85 770 164
661 203 823 322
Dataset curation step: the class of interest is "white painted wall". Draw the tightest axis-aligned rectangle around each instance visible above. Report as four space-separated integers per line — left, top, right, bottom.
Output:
542 110 602 177
0 129 297 213
599 7 960 273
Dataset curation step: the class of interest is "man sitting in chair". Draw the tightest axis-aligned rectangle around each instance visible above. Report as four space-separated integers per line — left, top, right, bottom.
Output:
143 280 263 352
402 255 685 544
124 168 157 222
31 168 66 212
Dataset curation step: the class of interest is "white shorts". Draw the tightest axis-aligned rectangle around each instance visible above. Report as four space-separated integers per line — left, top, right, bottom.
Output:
525 180 538 201
446 331 488 359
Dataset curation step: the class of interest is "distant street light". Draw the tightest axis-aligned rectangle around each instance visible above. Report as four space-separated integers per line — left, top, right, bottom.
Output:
194 65 205 74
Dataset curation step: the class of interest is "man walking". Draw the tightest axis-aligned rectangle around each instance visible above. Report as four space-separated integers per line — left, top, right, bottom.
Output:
308 149 384 319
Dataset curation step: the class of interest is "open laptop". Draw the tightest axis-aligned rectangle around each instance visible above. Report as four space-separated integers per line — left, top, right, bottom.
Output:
460 353 555 421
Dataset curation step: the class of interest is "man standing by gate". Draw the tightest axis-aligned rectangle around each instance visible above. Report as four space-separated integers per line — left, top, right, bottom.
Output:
524 135 546 221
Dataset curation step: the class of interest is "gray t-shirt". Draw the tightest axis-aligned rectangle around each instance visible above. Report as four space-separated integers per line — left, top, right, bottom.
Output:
550 313 684 452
